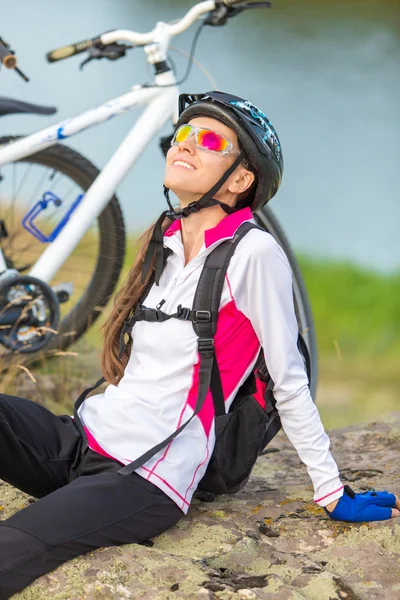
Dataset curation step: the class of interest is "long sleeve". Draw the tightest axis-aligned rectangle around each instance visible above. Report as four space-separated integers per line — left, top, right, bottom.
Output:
230 229 344 507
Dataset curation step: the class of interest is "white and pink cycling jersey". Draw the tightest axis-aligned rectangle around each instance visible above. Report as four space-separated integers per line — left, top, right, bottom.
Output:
78 207 344 513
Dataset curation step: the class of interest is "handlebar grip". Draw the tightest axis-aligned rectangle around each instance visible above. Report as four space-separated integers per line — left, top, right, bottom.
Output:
0 41 17 69
46 38 98 63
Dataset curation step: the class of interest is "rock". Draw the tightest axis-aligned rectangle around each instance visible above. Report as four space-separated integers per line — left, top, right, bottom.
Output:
3 412 400 599
197 588 212 599
238 590 257 599
258 523 280 537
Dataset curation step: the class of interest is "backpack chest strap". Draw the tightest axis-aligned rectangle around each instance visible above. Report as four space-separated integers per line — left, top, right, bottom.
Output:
134 304 217 324
118 302 218 359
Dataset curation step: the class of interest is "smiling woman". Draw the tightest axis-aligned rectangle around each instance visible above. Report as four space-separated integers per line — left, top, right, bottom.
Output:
0 90 398 599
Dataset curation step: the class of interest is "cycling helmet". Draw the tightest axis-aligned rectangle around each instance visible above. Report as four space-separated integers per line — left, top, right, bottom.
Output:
176 91 283 211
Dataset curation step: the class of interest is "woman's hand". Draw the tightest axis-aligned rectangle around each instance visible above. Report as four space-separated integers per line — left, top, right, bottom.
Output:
324 485 400 521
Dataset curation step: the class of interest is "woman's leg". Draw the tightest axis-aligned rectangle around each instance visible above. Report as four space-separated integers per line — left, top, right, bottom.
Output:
0 393 83 498
0 470 183 599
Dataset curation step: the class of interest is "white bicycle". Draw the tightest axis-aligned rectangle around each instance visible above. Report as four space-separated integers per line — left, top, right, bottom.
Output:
0 0 317 394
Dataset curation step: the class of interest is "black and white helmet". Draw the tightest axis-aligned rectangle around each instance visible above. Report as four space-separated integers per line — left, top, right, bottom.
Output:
176 91 283 211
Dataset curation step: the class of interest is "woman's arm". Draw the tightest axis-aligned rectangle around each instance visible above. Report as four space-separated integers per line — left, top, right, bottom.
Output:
230 228 399 521
230 230 344 508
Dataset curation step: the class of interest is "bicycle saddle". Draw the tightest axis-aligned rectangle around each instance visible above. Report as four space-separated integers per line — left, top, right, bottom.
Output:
0 97 57 117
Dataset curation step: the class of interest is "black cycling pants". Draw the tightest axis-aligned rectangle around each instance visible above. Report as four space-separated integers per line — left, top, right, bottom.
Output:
0 393 183 600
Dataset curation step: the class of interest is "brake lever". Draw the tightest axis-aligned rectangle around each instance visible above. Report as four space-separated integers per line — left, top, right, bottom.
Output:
205 1 271 26
79 42 131 70
205 4 239 26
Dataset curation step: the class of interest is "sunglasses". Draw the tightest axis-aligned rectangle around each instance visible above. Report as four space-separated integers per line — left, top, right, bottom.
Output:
171 124 241 157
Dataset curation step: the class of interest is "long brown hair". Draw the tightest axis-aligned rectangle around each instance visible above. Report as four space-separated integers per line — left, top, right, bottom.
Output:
101 216 170 384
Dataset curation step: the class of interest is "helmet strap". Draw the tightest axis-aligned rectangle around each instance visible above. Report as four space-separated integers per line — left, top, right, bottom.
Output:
191 152 244 214
142 152 244 285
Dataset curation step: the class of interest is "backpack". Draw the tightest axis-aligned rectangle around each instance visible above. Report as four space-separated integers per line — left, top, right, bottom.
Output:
73 221 311 499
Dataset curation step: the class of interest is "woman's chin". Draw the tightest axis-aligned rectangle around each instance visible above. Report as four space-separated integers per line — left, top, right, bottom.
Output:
164 167 202 189
164 181 204 200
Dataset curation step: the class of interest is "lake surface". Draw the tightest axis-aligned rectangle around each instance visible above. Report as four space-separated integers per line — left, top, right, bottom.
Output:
2 0 399 272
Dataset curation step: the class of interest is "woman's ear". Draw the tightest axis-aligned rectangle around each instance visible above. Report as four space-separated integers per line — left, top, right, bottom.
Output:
228 168 255 195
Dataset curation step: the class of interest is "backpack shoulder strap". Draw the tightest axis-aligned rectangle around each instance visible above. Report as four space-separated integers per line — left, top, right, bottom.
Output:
192 220 259 337
192 220 260 417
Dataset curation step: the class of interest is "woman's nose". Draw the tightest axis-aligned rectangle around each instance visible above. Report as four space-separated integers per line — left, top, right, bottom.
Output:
178 134 196 155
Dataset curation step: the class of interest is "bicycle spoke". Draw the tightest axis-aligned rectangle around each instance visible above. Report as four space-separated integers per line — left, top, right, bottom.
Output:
23 166 53 212
12 162 33 202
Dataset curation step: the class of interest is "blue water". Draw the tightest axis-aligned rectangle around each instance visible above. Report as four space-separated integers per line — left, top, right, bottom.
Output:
1 0 399 272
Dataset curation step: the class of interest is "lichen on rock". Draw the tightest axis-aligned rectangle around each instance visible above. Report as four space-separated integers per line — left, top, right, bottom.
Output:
2 412 399 599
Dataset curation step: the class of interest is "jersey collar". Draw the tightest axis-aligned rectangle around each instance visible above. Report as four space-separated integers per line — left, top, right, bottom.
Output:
164 207 253 250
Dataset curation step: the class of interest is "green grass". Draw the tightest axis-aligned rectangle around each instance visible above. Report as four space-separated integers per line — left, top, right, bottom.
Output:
299 257 400 428
300 257 400 360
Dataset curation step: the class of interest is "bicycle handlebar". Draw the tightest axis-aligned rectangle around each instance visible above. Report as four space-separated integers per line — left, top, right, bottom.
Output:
46 0 253 63
46 37 101 63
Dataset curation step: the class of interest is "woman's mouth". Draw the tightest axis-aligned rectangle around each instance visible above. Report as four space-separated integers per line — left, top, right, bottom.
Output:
172 160 196 170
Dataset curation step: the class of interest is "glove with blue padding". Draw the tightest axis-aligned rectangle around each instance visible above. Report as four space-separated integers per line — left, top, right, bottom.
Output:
324 484 397 522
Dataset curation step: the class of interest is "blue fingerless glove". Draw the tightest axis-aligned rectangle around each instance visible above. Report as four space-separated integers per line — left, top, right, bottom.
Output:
324 484 396 522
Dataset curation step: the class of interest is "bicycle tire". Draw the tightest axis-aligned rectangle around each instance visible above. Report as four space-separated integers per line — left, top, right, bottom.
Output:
254 205 318 398
0 136 126 363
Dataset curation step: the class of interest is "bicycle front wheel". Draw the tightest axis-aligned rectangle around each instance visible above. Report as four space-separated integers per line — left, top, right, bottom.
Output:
254 205 318 398
0 136 126 363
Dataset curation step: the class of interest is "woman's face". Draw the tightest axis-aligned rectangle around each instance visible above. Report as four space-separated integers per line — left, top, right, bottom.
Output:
164 116 252 206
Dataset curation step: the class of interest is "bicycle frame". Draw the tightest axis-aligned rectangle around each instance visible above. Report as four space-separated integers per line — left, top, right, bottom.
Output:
0 70 179 281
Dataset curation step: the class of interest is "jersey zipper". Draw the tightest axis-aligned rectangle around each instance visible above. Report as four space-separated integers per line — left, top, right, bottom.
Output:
156 276 179 310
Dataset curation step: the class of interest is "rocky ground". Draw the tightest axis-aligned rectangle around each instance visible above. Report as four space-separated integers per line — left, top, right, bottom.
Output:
1 413 399 600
